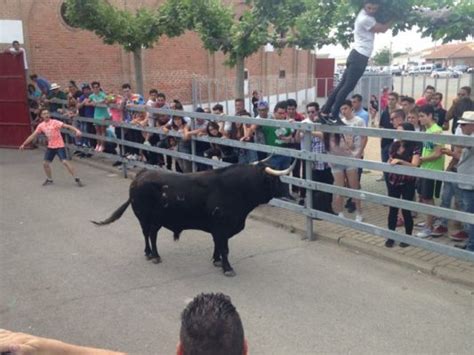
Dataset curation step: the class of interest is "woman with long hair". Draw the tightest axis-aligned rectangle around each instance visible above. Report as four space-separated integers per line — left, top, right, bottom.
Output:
385 122 421 247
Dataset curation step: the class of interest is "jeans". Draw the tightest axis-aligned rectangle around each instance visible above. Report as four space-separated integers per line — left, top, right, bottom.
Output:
381 144 390 188
323 49 369 118
437 181 467 230
460 189 474 251
387 181 416 235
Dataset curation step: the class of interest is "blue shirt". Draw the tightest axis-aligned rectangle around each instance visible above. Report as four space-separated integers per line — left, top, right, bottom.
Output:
354 108 369 126
79 94 95 118
36 77 50 94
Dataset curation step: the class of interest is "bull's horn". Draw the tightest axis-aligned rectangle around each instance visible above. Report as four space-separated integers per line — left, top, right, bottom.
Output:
251 153 274 165
264 159 297 176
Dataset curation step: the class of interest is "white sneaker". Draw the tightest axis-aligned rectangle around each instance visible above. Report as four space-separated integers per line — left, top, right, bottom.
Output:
143 140 151 146
416 228 432 238
355 214 364 223
415 221 426 228
338 212 345 218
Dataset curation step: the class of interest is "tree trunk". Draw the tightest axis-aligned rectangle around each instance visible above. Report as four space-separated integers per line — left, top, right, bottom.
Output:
133 48 144 96
235 56 245 100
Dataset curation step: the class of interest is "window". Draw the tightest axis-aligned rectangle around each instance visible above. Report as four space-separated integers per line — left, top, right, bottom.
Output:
279 70 286 79
244 69 249 81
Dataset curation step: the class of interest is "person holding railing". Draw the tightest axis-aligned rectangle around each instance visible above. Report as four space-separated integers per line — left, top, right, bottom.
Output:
415 105 445 239
446 86 473 134
76 83 94 150
384 122 420 248
87 81 110 152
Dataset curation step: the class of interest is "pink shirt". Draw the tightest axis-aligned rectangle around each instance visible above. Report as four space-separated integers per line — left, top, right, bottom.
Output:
35 119 65 148
109 96 123 122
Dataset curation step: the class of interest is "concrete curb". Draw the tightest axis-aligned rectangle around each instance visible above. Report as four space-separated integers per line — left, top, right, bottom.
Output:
75 156 474 289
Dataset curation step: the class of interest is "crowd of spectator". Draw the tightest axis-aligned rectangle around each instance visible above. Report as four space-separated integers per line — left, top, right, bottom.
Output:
27 74 473 252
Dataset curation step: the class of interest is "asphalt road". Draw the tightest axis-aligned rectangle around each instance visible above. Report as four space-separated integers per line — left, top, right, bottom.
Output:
1 149 473 354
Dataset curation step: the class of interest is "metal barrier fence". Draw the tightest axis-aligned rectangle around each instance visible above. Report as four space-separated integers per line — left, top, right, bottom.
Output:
191 74 392 117
37 98 474 263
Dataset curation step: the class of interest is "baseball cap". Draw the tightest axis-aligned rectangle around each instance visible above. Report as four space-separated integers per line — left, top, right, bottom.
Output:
257 100 269 109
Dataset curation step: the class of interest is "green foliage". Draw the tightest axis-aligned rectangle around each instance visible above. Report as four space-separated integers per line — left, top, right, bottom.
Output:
64 0 163 52
372 47 391 66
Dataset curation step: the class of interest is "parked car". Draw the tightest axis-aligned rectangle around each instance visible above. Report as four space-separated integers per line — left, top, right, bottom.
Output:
409 64 435 75
390 65 402 76
467 67 473 73
430 68 462 78
453 64 469 73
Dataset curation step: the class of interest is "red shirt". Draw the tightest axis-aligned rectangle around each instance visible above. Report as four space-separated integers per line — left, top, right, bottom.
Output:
35 119 65 148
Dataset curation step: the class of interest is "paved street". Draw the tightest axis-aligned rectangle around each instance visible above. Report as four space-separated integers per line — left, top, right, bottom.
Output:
1 149 473 354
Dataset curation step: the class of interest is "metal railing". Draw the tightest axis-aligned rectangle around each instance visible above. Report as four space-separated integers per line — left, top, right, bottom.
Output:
35 98 474 263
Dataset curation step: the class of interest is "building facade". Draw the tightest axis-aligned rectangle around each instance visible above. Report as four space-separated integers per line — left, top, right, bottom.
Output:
1 0 316 105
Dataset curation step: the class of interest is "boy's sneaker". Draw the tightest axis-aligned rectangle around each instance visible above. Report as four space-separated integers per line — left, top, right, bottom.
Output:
416 228 432 238
385 239 395 248
431 225 448 237
112 161 122 167
42 179 53 186
415 221 426 228
75 178 84 187
355 214 364 223
449 231 468 242
399 242 410 248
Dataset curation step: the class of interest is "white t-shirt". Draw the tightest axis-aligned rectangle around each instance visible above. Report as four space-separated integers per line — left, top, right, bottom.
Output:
353 9 376 58
342 115 366 155
9 47 28 69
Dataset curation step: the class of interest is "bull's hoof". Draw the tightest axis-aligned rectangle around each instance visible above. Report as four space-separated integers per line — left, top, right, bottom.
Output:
152 256 162 264
223 269 236 277
213 260 222 267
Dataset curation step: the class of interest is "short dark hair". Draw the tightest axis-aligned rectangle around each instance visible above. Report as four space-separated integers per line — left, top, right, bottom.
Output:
235 98 244 104
364 0 381 5
173 100 184 110
180 293 244 355
122 83 131 90
400 122 415 132
425 85 436 92
341 99 352 108
91 81 100 88
351 94 363 102
460 86 471 96
286 98 297 108
306 102 320 111
391 109 406 120
419 104 435 118
212 104 224 113
30 74 38 80
149 88 158 95
389 92 400 101
12 40 20 45
400 96 415 104
157 92 166 100
274 101 287 112
433 92 443 100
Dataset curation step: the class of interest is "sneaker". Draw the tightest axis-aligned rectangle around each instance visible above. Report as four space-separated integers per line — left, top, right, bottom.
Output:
42 179 53 186
399 242 410 248
416 228 432 238
112 161 122 167
355 214 364 223
415 221 426 228
75 178 84 187
385 239 395 248
338 212 345 218
449 231 468 242
143 140 151 146
431 225 448 237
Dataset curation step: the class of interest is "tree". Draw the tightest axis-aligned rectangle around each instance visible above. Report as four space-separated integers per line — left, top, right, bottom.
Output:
64 0 164 94
373 48 391 66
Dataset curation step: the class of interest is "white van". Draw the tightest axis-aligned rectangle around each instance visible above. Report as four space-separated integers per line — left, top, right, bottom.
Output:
409 64 435 75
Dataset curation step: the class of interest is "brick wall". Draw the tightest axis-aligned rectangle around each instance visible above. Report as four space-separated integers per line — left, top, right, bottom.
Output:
2 0 315 104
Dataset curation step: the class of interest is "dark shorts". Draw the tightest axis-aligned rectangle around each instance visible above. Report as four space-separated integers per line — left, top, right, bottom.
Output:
417 178 435 200
44 147 68 162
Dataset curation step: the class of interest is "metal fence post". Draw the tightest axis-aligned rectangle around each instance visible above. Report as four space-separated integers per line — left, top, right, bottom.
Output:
303 130 314 241
120 126 128 179
191 118 197 172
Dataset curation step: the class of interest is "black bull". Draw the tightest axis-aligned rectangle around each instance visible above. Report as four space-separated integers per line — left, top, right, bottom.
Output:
93 162 295 276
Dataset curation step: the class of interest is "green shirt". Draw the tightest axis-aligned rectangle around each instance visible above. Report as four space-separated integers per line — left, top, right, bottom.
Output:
261 125 292 147
89 91 109 119
421 123 445 171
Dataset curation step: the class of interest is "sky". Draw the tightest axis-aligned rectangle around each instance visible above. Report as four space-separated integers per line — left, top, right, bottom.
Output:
319 27 442 58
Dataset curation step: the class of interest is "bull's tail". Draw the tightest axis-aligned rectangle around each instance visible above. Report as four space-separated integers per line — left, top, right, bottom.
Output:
92 200 131 226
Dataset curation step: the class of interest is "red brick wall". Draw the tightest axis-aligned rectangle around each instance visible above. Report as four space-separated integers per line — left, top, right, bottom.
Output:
3 0 315 104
